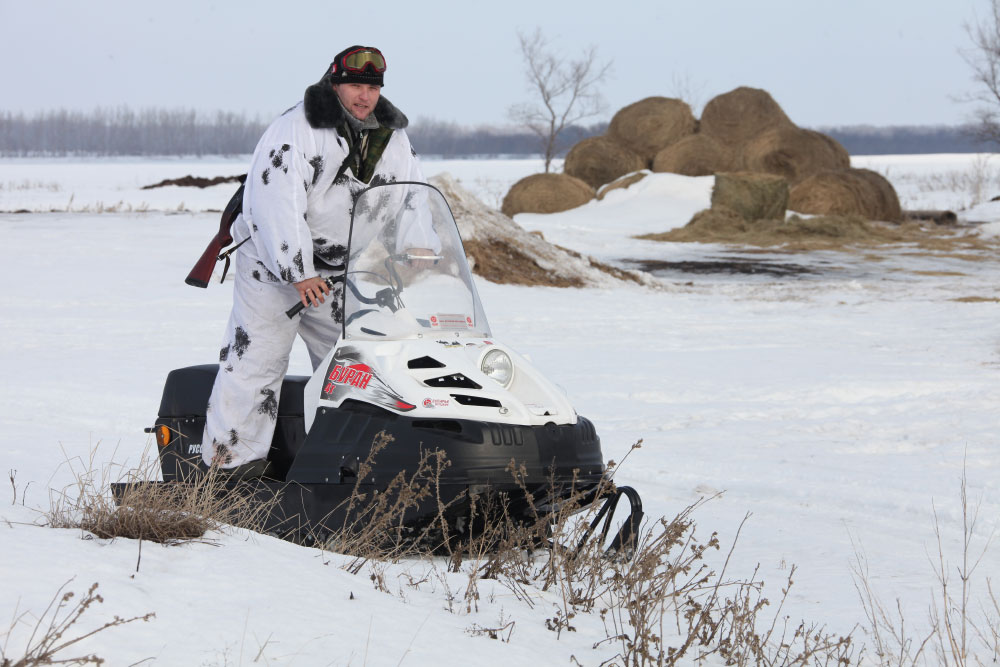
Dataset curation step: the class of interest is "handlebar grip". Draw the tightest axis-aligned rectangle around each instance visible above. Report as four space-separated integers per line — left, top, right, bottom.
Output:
285 274 345 319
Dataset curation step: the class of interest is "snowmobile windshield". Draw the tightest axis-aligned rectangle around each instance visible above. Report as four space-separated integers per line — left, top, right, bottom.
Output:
342 182 491 341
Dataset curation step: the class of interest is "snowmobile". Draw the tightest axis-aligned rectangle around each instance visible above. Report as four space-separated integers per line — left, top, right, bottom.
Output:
121 181 642 552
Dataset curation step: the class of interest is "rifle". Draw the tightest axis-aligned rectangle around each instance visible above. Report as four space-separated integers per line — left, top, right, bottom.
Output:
185 175 247 288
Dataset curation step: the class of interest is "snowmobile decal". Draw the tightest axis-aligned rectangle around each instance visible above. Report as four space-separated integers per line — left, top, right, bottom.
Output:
428 314 474 330
324 363 373 391
422 398 450 409
321 347 416 412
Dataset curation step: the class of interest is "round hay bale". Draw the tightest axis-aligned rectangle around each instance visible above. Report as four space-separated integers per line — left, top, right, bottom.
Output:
564 136 645 189
652 134 739 176
501 173 595 217
607 97 697 164
711 171 789 221
788 168 902 222
700 87 795 146
596 171 648 200
742 127 850 183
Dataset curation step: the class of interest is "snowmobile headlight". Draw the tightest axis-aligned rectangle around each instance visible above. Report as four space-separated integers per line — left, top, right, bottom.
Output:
481 349 513 387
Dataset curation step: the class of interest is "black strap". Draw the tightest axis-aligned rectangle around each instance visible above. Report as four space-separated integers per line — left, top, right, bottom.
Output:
334 128 368 182
217 237 251 283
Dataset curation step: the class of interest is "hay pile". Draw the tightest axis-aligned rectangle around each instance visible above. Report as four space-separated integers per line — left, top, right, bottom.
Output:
639 211 910 249
742 128 850 183
431 173 649 288
653 134 737 176
662 87 850 184
699 87 795 146
711 172 789 221
607 97 697 163
500 173 595 217
564 136 645 189
789 168 902 222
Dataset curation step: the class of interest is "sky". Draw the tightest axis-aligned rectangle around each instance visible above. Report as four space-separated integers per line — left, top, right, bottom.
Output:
0 0 988 129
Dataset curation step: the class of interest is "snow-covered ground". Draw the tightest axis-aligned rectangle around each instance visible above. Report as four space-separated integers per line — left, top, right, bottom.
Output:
0 154 998 665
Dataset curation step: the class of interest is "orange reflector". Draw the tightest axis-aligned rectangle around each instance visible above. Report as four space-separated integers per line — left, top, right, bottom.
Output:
155 424 172 447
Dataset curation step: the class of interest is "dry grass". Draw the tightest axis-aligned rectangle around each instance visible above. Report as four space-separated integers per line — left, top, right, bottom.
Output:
322 439 858 665
952 296 1000 303
638 210 1000 253
0 581 153 666
46 446 279 544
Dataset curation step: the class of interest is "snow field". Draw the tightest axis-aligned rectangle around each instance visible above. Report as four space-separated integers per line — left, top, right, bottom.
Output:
0 154 998 664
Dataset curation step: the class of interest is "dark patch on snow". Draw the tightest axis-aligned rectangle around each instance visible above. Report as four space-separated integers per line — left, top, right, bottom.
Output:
257 388 278 420
293 249 305 276
628 258 817 277
280 241 289 253
261 168 270 185
219 344 230 363
278 263 295 283
233 326 251 359
141 174 242 190
252 270 261 281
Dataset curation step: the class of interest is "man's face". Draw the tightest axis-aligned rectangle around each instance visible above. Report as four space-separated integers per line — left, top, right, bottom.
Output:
334 83 381 121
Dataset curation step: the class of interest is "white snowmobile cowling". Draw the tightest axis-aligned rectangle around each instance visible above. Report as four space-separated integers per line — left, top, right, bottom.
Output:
303 182 576 432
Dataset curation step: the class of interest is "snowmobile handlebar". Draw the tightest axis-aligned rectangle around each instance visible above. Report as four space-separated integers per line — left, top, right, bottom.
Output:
285 274 346 319
285 274 400 319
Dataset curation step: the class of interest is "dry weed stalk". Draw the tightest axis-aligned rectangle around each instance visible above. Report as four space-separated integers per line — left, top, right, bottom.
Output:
0 581 153 667
46 444 280 544
325 431 467 572
851 467 998 666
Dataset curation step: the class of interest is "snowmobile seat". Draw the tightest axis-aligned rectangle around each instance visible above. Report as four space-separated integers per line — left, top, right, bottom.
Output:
157 364 309 418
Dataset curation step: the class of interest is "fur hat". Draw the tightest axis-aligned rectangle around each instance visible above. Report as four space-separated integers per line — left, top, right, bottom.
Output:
327 45 386 87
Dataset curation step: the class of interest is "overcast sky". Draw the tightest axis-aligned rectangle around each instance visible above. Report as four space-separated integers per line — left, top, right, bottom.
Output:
0 0 987 128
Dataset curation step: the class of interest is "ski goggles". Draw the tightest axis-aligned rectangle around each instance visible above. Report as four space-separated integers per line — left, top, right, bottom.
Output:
338 48 386 74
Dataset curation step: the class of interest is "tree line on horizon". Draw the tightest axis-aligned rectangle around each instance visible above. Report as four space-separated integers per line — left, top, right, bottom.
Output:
0 107 990 157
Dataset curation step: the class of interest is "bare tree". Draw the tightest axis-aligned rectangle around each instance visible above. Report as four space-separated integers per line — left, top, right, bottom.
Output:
507 29 611 172
963 0 1000 146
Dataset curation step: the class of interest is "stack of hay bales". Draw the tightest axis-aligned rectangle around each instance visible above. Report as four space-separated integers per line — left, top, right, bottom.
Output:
505 96 697 215
503 86 901 225
691 87 849 183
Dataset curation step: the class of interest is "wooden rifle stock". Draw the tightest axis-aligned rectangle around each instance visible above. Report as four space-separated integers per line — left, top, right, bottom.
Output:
185 177 246 288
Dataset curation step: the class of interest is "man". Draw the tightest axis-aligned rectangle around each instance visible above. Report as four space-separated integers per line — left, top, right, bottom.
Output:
202 45 434 477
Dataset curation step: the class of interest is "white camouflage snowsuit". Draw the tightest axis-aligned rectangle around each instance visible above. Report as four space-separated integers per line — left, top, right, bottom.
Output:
202 80 428 468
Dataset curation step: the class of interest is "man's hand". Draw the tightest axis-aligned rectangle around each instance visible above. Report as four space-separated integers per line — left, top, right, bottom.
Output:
294 276 330 309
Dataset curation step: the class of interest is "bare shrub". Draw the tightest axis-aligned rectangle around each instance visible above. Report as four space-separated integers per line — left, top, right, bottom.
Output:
46 445 279 544
0 581 153 666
